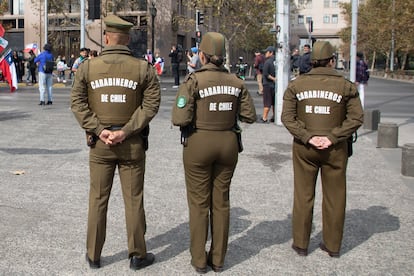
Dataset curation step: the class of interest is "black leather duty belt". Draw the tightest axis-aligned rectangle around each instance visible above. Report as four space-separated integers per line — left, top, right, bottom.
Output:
107 125 124 130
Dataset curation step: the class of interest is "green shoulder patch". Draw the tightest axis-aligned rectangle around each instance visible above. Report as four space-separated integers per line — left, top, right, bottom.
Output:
176 96 187 108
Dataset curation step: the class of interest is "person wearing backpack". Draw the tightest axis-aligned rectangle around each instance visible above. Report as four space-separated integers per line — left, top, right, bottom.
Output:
34 43 54 105
355 52 369 108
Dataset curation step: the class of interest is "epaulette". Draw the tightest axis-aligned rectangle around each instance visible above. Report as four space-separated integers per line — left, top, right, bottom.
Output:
184 72 195 83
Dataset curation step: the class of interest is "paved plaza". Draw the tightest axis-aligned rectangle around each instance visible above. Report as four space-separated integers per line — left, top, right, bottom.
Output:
0 77 413 275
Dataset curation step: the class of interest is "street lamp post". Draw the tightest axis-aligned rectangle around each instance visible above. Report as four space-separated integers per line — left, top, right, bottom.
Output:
149 2 157 56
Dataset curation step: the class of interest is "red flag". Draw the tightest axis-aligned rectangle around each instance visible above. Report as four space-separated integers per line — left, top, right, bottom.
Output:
0 24 5 37
0 50 18 92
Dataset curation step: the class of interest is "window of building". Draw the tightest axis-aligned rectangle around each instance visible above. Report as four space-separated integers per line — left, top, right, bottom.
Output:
64 1 80 13
324 0 330 8
323 15 330 24
18 18 24 28
332 14 338 24
298 15 304 24
3 19 16 29
306 16 312 24
332 0 339 8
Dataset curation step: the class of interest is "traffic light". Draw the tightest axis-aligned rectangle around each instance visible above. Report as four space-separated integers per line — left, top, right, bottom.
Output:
196 11 204 25
196 31 202 43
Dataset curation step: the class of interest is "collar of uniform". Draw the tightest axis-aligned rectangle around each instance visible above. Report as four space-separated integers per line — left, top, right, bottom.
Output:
100 45 132 56
306 67 342 77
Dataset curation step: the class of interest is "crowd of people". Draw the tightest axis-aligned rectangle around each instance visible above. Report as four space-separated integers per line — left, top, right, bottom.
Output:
8 47 101 86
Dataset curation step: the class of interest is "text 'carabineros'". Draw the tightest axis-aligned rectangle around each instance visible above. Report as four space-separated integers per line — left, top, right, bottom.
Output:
90 78 138 90
199 86 241 98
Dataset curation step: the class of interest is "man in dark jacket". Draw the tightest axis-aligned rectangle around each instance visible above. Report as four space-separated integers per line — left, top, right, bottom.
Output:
258 46 276 123
299 44 312 74
169 45 181 88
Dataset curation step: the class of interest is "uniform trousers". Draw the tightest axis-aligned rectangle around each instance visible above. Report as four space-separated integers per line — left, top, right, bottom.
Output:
183 130 238 268
292 140 348 253
87 134 147 261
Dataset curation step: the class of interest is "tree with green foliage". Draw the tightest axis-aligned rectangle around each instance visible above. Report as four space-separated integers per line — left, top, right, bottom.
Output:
180 0 276 63
339 0 414 72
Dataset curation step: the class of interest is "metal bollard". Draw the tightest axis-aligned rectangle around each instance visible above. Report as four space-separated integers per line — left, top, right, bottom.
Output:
363 109 381 130
377 122 399 148
401 143 414 177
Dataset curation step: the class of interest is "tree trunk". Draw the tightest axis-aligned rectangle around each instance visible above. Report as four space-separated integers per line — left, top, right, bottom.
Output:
401 52 408 70
371 50 376 72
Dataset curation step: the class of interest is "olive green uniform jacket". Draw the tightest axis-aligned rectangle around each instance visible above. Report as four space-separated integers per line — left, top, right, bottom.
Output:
71 45 160 138
282 67 363 143
172 63 256 127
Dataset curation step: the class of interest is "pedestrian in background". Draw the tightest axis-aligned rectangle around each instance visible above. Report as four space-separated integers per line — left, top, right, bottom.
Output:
169 45 181 88
89 50 98 59
291 48 300 77
281 41 363 258
253 49 265 95
259 46 276 123
154 52 164 77
56 56 67 83
172 32 256 274
71 47 89 74
27 50 37 84
355 52 369 108
298 44 312 74
68 54 75 79
34 43 54 105
12 51 24 83
71 15 161 271
186 47 201 74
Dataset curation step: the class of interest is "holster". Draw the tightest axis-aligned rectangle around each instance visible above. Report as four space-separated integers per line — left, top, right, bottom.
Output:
180 125 195 147
86 132 97 147
347 131 358 157
140 125 150 151
232 124 243 153
347 137 353 157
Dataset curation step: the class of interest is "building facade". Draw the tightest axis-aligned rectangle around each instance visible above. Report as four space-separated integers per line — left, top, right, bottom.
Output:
290 0 362 68
1 1 359 70
0 0 199 73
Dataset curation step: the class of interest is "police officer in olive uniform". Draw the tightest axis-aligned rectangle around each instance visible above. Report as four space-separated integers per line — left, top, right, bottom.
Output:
172 32 256 273
71 15 161 270
281 41 363 258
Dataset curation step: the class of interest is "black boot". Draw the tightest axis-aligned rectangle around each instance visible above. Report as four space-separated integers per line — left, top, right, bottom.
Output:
46 101 53 105
39 101 45 106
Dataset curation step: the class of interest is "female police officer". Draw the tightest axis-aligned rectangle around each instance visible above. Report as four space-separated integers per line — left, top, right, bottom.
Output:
172 32 256 273
282 41 363 258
